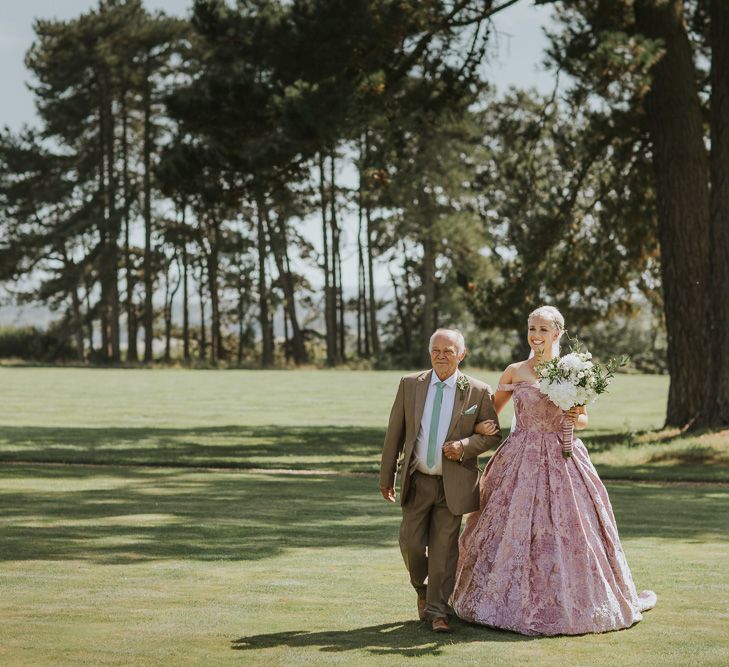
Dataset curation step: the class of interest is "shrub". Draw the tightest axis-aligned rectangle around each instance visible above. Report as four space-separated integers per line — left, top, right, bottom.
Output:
0 325 76 362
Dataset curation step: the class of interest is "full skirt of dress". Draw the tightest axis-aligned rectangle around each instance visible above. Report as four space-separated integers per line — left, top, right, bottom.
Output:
451 385 656 636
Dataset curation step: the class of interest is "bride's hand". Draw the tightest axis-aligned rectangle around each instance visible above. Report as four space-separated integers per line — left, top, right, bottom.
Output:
563 407 580 426
475 419 499 436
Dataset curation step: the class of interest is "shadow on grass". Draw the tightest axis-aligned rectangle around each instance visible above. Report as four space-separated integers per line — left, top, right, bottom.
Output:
592 463 729 483
492 428 665 454
3 425 727 482
0 465 727 566
0 466 397 564
0 425 386 472
0 425 677 468
231 619 534 657
607 482 729 541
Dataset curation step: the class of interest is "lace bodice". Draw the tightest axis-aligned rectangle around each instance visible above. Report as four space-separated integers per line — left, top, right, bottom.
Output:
497 381 564 433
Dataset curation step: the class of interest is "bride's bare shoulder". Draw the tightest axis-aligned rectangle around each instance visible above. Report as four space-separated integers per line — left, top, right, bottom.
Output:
499 362 522 385
501 360 534 384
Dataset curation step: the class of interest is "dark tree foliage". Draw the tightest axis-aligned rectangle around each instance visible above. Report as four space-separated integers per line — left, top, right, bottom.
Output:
544 0 728 426
3 0 728 429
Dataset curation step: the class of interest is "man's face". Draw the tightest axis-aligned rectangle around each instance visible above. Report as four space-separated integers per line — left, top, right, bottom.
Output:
430 333 465 380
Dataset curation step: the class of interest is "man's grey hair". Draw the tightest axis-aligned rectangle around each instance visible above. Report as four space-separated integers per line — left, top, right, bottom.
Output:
429 328 466 356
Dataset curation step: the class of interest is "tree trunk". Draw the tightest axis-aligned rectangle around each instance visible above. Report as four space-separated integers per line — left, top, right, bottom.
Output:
389 268 409 356
255 198 274 367
357 191 366 358
85 286 94 355
198 261 207 361
318 153 337 366
264 207 308 364
182 242 190 362
97 86 110 362
421 232 437 367
634 0 712 427
364 133 380 357
365 194 380 357
142 60 154 363
122 92 138 363
237 254 245 366
357 135 371 357
164 257 173 363
206 219 223 364
330 153 345 361
282 233 307 364
237 311 245 365
699 0 729 426
164 254 181 363
70 281 85 363
401 244 414 358
105 89 120 363
283 302 291 364
337 252 345 360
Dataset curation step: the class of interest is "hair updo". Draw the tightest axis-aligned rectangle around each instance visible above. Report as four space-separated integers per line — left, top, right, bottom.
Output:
528 305 565 334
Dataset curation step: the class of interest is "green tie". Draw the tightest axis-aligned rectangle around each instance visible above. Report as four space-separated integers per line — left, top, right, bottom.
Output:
427 381 447 468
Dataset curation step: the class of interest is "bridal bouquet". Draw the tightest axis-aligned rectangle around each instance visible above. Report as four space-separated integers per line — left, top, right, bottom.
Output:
535 346 627 459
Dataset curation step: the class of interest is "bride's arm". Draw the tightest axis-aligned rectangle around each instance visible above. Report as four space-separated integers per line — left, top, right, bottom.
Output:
493 365 515 414
493 389 513 415
474 366 513 435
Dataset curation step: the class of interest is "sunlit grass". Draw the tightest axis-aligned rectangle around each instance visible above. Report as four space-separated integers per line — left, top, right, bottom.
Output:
1 368 727 664
0 465 727 666
1 368 727 480
0 367 667 430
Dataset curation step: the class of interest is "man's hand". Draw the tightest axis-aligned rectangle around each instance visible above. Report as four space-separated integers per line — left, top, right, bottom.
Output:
380 485 396 503
443 440 464 461
475 419 499 436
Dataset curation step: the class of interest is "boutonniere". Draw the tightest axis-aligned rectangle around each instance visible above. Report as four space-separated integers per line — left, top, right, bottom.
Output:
456 375 470 397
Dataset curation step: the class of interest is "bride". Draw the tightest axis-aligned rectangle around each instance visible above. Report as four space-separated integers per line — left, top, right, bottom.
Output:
450 305 656 636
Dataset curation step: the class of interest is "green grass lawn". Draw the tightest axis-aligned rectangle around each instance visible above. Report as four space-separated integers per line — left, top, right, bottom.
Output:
1 368 728 665
2 465 728 666
1 367 727 481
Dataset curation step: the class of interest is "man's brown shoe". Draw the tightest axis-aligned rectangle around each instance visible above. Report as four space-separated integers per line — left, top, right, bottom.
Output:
417 597 427 621
431 617 452 633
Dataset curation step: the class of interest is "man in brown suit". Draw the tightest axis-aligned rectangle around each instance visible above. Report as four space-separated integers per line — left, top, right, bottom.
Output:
380 328 501 633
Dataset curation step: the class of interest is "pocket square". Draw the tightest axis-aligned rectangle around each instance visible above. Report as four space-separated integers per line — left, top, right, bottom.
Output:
464 404 478 416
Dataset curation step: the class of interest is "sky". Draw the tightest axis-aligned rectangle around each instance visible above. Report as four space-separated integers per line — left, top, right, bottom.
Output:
1 0 556 133
0 1 557 327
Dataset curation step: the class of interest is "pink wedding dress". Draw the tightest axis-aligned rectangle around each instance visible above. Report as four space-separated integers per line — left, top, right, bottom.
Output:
451 381 657 636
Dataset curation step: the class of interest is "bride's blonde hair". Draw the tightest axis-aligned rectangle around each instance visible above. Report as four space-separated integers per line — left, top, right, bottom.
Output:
528 305 565 333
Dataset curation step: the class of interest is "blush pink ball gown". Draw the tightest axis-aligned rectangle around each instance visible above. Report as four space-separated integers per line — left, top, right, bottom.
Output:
451 381 657 636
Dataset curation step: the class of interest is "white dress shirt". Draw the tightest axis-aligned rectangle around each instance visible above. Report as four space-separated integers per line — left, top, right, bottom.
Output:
413 370 458 475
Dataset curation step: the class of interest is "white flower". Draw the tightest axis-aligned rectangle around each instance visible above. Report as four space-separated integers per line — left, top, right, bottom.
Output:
575 385 596 406
537 343 620 412
560 352 593 374
559 353 582 370
545 379 578 410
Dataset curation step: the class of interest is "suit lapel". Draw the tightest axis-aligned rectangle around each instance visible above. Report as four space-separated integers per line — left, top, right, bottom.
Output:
445 373 468 440
413 370 431 428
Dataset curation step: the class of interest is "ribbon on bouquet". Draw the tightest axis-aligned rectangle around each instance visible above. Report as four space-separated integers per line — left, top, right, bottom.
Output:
561 418 574 459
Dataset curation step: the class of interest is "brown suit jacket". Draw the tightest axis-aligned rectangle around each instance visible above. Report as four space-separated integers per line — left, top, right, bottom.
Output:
379 370 501 516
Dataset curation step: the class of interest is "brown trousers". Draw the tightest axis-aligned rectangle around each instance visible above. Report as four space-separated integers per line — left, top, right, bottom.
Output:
399 471 462 620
